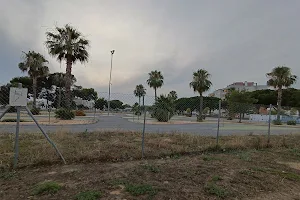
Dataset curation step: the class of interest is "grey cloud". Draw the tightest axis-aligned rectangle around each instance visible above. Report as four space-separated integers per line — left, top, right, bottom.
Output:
1 0 300 98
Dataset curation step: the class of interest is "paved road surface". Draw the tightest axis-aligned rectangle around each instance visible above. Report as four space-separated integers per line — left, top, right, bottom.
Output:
0 113 299 136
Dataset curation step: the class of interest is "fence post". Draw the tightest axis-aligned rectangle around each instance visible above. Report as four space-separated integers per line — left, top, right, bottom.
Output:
268 104 272 144
216 100 221 146
142 95 146 158
13 83 22 168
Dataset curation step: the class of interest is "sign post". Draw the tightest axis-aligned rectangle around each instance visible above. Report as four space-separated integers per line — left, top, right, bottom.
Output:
0 83 66 168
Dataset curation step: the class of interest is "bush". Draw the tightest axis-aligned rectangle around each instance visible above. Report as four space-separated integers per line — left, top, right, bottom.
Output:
55 108 75 120
75 191 102 200
33 181 62 195
287 120 297 125
153 95 175 122
186 108 192 117
31 108 41 115
273 120 282 125
1 119 26 122
75 110 86 116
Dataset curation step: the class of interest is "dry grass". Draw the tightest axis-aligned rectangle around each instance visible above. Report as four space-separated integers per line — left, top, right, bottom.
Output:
0 131 299 169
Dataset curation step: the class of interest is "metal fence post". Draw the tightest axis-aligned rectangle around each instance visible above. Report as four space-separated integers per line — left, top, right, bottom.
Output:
216 100 221 146
142 95 146 158
268 104 272 144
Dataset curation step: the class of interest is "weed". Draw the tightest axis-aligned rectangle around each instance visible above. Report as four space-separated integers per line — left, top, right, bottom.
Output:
75 191 102 200
33 181 62 195
203 155 221 161
237 151 252 161
0 170 16 180
211 175 222 182
290 148 300 157
170 153 181 159
142 164 160 173
251 167 300 181
125 184 157 197
204 182 228 198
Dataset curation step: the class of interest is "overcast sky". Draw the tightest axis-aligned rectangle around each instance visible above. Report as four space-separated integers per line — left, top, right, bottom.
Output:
1 0 300 102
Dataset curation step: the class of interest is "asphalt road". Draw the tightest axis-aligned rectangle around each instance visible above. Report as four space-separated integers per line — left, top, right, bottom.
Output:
1 113 299 136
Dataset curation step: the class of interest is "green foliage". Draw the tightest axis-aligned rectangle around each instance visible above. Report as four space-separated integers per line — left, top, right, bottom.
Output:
75 191 102 200
204 182 228 198
33 181 62 195
273 120 282 125
134 84 146 98
94 98 107 110
226 90 258 122
168 90 178 101
147 70 164 99
125 184 157 196
110 100 124 110
31 108 41 115
55 108 75 120
186 108 192 117
287 120 297 125
153 95 175 122
73 88 98 101
0 84 10 106
142 164 160 173
175 96 220 113
77 104 89 110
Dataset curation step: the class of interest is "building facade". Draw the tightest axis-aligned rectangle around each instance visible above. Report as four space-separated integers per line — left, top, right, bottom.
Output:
209 81 270 99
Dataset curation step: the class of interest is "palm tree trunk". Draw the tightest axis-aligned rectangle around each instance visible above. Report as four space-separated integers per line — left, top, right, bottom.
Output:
65 59 72 109
277 87 282 121
239 112 242 123
58 87 62 109
198 94 203 122
138 97 141 120
154 88 157 101
32 77 37 109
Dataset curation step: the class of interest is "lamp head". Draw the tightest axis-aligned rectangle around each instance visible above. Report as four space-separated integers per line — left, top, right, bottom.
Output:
111 50 115 55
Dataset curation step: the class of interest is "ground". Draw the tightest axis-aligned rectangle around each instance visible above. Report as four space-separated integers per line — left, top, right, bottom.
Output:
1 132 300 199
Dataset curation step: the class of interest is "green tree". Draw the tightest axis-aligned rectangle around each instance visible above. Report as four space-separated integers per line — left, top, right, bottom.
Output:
189 69 212 121
94 98 107 110
46 24 89 108
267 66 297 120
226 90 258 122
73 88 98 101
18 51 49 108
110 100 124 110
147 70 164 100
0 84 10 106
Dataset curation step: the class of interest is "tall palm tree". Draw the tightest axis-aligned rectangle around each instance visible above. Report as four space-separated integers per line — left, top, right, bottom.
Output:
45 24 89 108
267 66 297 121
134 84 146 106
134 84 146 119
147 70 164 100
189 69 212 122
18 51 49 108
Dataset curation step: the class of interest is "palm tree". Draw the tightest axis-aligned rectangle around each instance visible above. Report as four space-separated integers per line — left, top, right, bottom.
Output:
134 84 146 119
134 84 146 106
45 24 89 108
147 70 164 100
189 69 212 122
18 51 49 108
168 90 178 101
267 66 297 121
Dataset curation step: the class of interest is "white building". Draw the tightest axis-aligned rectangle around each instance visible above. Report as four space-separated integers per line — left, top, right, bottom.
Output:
209 81 270 99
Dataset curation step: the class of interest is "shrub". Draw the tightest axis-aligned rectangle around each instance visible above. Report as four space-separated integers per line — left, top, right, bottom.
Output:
33 181 62 195
152 95 175 122
75 110 86 116
273 120 282 125
186 108 192 117
55 108 75 120
31 108 41 115
75 191 102 200
287 120 297 125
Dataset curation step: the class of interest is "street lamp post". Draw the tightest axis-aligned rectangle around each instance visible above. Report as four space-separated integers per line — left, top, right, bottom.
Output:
108 50 115 116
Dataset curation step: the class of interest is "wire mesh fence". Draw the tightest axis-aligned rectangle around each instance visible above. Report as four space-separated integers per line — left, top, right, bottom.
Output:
1 83 300 137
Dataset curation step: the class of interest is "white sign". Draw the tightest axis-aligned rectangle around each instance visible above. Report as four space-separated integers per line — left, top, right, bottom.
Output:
9 87 28 106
